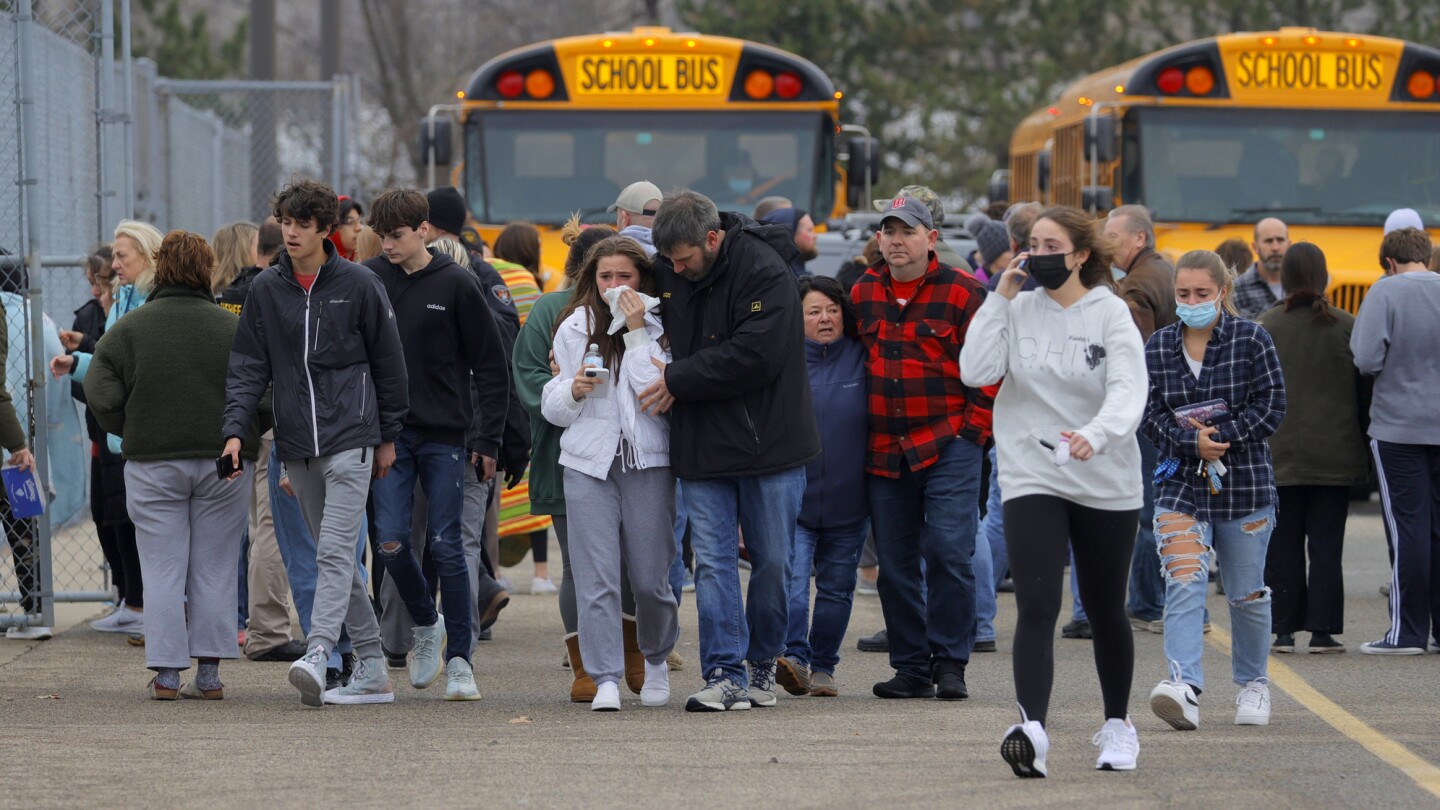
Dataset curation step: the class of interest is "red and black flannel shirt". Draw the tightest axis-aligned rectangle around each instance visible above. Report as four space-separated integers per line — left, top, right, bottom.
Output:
851 253 996 478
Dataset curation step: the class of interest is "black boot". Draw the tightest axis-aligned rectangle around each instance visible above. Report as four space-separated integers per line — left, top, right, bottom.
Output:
933 660 969 701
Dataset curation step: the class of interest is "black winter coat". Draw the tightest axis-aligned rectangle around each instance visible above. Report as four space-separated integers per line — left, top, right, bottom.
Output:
655 211 820 479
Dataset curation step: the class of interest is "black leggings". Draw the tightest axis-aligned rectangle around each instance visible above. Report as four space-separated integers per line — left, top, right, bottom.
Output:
1005 494 1137 726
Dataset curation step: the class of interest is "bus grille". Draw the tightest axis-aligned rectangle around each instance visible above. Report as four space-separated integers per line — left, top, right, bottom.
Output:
1330 284 1368 315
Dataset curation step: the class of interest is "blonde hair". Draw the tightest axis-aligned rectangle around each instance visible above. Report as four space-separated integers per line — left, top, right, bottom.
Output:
1176 249 1239 316
354 226 383 262
113 219 164 294
431 237 471 270
210 221 259 294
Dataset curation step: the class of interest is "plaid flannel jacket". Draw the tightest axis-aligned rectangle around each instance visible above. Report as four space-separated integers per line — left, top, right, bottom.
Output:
852 254 996 478
1233 264 1279 320
1141 313 1287 522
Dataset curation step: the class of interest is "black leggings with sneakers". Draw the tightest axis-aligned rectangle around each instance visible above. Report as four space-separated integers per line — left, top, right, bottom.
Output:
1005 494 1138 725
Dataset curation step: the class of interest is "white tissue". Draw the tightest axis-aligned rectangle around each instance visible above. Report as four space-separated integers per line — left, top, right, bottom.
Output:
601 284 662 335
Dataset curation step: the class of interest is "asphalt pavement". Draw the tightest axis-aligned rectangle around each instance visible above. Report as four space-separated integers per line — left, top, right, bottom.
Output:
2 499 1437 808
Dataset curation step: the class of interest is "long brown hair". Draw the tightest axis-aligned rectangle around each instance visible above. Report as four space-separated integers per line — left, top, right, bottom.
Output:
495 222 542 283
1280 242 1336 322
553 236 655 366
1036 205 1114 289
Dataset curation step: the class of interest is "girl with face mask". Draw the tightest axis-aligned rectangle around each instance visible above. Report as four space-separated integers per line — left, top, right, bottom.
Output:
1141 249 1286 735
961 206 1148 777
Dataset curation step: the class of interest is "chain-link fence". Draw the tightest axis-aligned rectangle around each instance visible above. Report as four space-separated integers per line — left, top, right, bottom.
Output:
1 0 356 632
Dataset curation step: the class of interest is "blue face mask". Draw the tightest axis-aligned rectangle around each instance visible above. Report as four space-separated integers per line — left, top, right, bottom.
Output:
728 178 754 194
1175 298 1220 329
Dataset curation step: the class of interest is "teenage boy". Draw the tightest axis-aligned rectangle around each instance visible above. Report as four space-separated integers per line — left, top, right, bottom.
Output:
223 178 409 707
362 188 510 699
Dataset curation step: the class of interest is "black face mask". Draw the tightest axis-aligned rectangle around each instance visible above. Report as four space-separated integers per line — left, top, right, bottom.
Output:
1026 252 1072 290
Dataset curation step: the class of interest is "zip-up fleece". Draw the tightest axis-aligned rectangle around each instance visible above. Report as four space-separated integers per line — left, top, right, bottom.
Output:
224 240 408 462
654 211 821 479
364 250 509 456
798 335 868 530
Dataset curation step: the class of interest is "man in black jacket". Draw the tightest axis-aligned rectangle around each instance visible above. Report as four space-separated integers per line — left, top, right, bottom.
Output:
360 188 510 701
645 190 820 712
223 178 409 707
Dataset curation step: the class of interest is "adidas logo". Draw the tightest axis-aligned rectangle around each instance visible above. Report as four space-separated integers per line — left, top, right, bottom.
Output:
427 304 447 311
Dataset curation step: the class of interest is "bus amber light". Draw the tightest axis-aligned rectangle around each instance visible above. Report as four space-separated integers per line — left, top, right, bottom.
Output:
744 70 774 99
775 72 803 99
1185 66 1215 95
496 70 524 99
1304 35 1320 45
1156 67 1184 94
526 70 555 99
1346 38 1361 48
1408 70 1436 99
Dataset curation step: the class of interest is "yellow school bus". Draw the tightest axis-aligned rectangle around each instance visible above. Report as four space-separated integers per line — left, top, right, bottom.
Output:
1004 28 1440 312
427 27 869 290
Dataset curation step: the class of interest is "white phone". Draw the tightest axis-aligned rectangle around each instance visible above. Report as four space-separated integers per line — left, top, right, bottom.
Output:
584 366 611 398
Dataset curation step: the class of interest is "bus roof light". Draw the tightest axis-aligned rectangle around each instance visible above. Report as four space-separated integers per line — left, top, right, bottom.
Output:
602 39 613 48
1185 66 1215 96
1304 35 1320 45
1346 38 1361 47
456 90 465 99
744 69 774 99
1262 36 1277 46
775 72 803 99
496 70 524 99
1156 67 1184 94
1408 70 1436 100
686 40 697 48
525 69 555 99
1115 84 1125 94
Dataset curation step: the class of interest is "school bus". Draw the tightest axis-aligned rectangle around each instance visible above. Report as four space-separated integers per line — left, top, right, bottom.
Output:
424 27 873 290
1003 28 1440 312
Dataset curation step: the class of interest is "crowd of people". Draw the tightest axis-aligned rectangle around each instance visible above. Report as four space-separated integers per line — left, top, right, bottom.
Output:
3 171 1437 780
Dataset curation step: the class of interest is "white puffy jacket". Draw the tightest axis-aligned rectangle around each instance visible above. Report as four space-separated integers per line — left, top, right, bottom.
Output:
541 307 670 480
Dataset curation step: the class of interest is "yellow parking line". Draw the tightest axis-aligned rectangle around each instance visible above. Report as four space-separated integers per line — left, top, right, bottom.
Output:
1207 626 1440 800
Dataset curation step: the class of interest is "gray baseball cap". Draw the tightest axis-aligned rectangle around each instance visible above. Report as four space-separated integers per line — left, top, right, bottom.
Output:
879 195 934 230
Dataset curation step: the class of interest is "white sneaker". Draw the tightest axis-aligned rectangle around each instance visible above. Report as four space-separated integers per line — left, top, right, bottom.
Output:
91 607 143 633
410 615 446 689
592 680 621 711
6 625 53 640
1234 678 1271 726
1092 717 1139 771
1000 707 1049 778
443 656 481 701
323 656 395 705
287 645 328 707
641 660 670 707
1150 664 1200 731
531 577 558 595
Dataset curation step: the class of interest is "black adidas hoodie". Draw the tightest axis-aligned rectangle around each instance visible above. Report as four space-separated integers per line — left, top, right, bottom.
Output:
364 249 509 457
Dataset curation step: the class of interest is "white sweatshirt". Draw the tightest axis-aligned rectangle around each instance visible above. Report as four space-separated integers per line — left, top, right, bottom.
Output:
960 285 1146 511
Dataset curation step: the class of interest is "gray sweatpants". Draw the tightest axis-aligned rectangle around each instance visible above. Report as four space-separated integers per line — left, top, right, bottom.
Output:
380 472 495 656
564 459 679 687
285 448 383 661
125 460 250 670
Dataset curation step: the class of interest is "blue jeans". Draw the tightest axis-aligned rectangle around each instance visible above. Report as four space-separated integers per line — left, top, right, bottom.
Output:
370 431 472 663
976 446 1006 642
1158 504 1275 690
784 520 869 674
1126 433 1164 621
269 442 364 669
237 530 250 631
869 438 983 678
684 467 806 686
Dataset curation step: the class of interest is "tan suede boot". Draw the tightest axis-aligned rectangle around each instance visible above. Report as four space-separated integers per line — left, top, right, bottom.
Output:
621 615 645 694
564 633 597 703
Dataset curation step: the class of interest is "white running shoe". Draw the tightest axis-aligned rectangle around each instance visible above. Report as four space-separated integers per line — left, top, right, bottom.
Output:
324 656 395 705
287 645 328 707
531 577 558 594
592 680 621 711
6 625 53 640
91 606 143 634
1234 678 1271 726
1000 706 1049 778
1092 717 1139 771
1150 662 1200 731
410 616 446 689
443 657 481 701
641 660 670 707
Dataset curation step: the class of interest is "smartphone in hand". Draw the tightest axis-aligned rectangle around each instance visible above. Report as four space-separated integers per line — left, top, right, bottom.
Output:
583 367 611 383
216 454 243 480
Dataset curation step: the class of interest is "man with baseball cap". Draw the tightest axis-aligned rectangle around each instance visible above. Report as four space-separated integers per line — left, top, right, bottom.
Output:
609 180 663 257
873 185 966 268
851 195 995 702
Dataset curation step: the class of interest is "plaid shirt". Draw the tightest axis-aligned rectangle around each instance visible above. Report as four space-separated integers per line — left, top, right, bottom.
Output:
852 254 996 478
1142 313 1286 522
1233 264 1279 320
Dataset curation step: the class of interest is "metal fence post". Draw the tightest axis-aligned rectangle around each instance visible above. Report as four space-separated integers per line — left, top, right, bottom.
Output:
94 0 114 244
119 0 133 219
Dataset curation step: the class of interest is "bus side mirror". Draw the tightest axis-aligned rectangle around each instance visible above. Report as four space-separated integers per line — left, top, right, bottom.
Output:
987 169 1010 203
1082 185 1116 212
1084 116 1117 163
417 116 453 167
846 137 882 207
1037 150 1052 193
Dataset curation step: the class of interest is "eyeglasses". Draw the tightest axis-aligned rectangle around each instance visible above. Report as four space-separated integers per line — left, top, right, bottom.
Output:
342 217 361 226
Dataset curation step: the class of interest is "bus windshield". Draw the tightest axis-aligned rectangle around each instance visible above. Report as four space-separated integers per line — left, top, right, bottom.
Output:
1125 107 1440 226
466 110 830 225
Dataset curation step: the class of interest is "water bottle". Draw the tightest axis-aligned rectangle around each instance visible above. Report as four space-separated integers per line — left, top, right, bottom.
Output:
582 343 609 398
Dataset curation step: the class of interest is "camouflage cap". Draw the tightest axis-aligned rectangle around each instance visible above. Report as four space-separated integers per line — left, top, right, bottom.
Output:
872 185 944 226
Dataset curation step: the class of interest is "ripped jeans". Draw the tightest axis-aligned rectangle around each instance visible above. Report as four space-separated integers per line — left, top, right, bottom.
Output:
1156 504 1274 691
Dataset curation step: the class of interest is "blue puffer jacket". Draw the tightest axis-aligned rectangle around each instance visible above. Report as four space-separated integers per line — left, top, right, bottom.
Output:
798 335 868 529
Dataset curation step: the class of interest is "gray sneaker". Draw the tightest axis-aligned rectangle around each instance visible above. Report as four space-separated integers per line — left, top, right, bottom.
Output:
323 656 394 704
775 655 812 696
685 668 751 712
748 660 778 707
410 615 446 689
287 645 328 707
444 657 481 701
